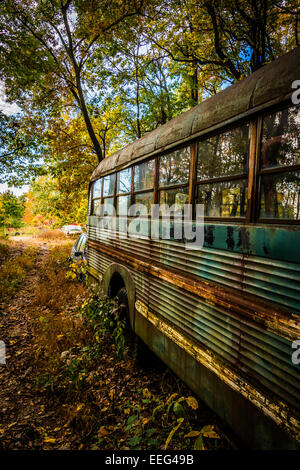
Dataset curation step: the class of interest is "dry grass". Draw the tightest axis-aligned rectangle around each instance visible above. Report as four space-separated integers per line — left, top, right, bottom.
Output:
33 245 86 312
35 229 67 241
0 241 10 260
0 245 37 302
30 244 89 390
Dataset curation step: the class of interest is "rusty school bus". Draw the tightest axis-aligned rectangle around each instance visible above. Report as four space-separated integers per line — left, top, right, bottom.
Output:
87 46 300 449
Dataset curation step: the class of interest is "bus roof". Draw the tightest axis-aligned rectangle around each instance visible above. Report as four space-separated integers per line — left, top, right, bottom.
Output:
91 46 300 182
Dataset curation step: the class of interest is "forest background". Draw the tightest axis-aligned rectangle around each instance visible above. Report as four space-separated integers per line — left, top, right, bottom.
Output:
0 0 299 229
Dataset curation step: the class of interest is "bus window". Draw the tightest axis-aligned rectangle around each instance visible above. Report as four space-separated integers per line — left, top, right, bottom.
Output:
116 168 131 218
197 125 249 179
260 107 300 169
103 174 115 197
159 187 189 213
133 160 155 215
159 147 190 187
93 179 102 198
116 168 131 194
134 160 155 191
103 197 114 216
91 178 102 215
134 191 154 214
195 124 250 218
117 194 130 216
259 171 300 220
258 106 300 220
196 179 248 217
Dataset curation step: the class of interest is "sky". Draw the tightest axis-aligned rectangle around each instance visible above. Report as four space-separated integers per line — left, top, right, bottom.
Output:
0 84 20 116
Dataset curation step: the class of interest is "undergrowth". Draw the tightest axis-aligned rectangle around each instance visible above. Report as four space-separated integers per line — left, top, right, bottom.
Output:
0 244 37 304
29 244 231 450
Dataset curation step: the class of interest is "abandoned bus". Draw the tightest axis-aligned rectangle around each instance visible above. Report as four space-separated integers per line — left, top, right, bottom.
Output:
87 46 300 449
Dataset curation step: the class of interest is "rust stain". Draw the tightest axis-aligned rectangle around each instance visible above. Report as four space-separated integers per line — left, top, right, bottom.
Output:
88 239 300 341
135 300 300 443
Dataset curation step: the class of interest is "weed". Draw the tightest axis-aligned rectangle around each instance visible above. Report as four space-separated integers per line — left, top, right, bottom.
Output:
81 289 126 361
35 229 67 241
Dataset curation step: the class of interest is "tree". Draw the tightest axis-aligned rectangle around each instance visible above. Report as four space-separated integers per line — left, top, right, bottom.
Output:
0 191 25 228
146 0 299 104
0 111 45 185
0 0 146 163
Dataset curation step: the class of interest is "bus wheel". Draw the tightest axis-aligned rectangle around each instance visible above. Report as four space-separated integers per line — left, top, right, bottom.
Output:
116 287 129 323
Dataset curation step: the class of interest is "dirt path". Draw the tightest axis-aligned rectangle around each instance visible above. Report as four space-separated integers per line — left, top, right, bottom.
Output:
0 244 48 449
0 242 65 449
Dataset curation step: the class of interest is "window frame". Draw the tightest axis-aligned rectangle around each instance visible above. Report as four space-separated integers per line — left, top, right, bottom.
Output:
254 104 300 225
91 178 103 216
194 120 252 222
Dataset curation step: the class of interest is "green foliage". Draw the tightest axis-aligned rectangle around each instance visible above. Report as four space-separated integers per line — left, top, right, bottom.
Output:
0 191 25 229
81 289 126 361
0 111 45 185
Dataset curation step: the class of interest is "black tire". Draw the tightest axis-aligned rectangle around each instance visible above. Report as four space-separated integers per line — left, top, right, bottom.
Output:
116 287 129 324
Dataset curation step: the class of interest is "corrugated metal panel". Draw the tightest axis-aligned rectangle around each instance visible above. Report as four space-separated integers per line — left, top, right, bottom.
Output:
243 256 300 311
86 228 300 417
148 276 300 412
87 246 110 275
88 226 300 314
87 241 300 414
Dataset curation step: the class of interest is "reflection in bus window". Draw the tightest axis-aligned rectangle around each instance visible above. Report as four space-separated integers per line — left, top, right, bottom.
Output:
196 179 248 217
259 171 300 220
134 160 155 191
261 107 300 169
93 199 102 216
195 124 250 218
117 195 130 215
103 174 115 196
93 179 102 198
103 197 114 215
159 148 190 186
197 125 249 180
259 106 300 220
134 192 154 214
117 168 131 194
159 187 189 213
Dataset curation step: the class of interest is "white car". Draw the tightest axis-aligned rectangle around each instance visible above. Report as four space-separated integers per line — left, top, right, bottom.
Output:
61 225 83 236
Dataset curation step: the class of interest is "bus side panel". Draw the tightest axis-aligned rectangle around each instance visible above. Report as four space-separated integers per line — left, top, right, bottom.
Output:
134 311 299 450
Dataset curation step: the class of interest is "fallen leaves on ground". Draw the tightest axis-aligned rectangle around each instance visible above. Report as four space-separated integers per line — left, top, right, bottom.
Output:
0 237 235 450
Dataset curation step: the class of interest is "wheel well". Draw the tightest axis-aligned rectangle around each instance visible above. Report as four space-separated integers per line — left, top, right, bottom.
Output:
109 272 125 298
